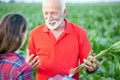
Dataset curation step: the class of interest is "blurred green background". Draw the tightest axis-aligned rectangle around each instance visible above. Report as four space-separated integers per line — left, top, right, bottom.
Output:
0 2 120 80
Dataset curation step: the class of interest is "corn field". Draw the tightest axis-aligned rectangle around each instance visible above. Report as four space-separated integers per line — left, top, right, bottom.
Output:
0 3 120 80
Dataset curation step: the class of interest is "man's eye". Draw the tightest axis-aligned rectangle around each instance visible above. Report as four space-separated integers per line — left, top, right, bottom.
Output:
44 12 48 15
52 12 57 15
45 13 48 15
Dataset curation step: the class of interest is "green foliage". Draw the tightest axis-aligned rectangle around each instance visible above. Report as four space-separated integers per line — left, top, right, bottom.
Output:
0 2 120 80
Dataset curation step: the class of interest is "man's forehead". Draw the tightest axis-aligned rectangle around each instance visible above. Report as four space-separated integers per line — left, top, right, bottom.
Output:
43 9 61 13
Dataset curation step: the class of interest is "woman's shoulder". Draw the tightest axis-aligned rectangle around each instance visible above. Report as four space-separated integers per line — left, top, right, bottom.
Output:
0 52 27 68
8 52 31 68
0 52 33 79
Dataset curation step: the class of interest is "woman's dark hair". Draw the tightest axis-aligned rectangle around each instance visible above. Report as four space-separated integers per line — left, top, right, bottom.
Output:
0 13 27 53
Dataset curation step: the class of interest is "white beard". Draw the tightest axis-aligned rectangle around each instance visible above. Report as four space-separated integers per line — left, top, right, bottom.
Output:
45 15 64 30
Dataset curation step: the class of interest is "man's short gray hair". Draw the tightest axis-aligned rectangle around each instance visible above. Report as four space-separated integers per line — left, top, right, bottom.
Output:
42 0 66 10
61 0 66 10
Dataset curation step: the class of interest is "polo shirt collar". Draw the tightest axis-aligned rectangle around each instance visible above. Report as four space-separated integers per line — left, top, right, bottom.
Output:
64 19 72 33
42 24 49 32
42 19 72 33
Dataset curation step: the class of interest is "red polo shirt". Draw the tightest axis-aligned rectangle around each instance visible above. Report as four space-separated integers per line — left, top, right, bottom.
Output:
28 19 91 80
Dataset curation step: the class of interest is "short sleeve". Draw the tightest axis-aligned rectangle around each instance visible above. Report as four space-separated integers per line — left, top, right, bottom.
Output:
28 32 36 55
77 27 92 63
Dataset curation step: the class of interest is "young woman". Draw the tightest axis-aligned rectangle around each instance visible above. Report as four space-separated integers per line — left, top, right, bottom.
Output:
0 13 34 80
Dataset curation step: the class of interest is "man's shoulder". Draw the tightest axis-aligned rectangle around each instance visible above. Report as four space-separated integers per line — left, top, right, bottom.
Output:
65 19 86 31
69 21 86 33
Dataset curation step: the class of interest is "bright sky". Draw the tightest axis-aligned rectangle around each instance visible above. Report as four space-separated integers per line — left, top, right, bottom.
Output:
3 0 120 3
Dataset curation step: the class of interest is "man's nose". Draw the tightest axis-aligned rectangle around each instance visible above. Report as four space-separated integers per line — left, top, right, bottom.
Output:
47 14 52 20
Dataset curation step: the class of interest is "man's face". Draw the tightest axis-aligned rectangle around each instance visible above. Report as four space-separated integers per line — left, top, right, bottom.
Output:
42 1 64 30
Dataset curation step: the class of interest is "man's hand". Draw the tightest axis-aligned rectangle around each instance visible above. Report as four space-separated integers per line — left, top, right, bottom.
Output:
83 56 99 73
25 49 41 70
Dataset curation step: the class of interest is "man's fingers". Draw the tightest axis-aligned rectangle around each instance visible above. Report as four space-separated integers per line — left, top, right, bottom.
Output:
27 54 34 62
90 56 99 69
83 59 93 71
83 64 94 72
25 49 34 63
32 60 41 70
92 57 97 63
84 59 92 66
25 49 33 61
25 49 41 70
84 57 99 72
30 56 39 65
26 49 30 58
33 64 40 70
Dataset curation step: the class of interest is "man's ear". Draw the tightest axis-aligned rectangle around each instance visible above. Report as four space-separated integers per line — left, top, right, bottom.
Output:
64 8 68 17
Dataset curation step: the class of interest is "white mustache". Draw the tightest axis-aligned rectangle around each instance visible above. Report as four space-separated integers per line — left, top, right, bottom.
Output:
47 20 56 24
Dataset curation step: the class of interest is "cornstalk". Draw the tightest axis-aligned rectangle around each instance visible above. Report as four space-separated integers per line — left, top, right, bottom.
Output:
74 41 120 74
